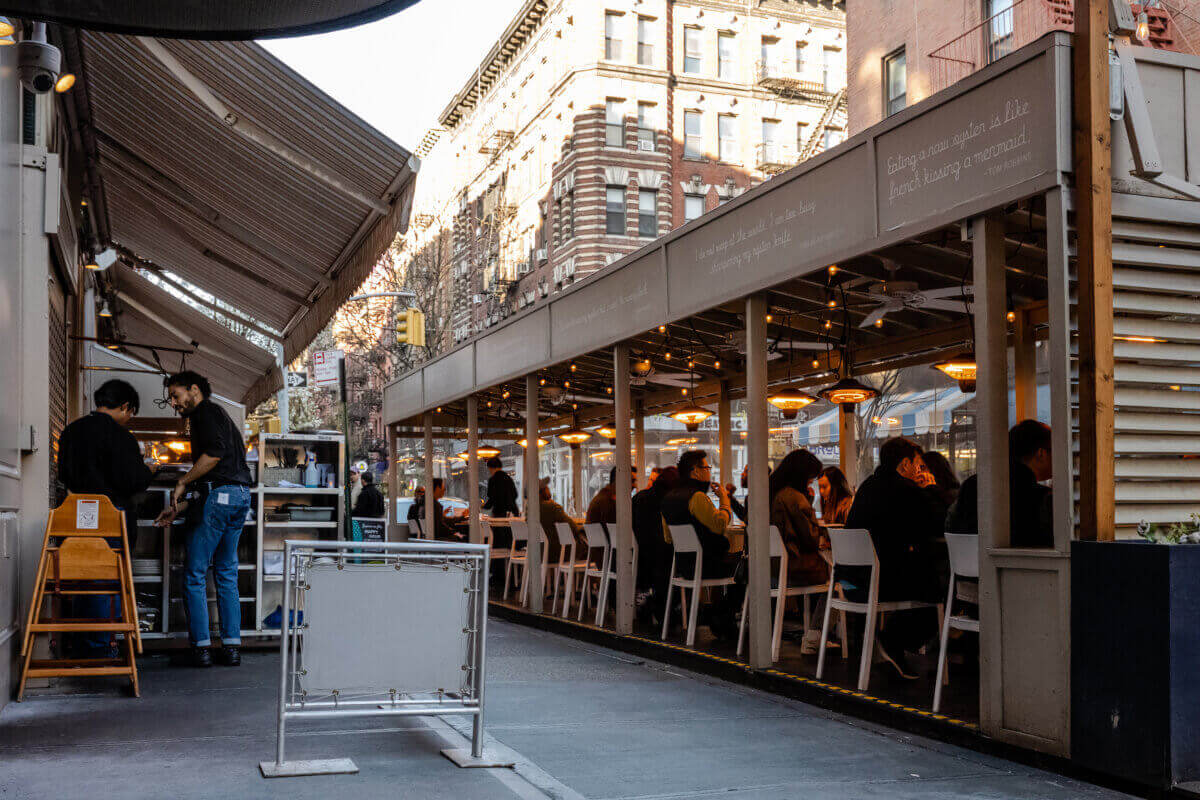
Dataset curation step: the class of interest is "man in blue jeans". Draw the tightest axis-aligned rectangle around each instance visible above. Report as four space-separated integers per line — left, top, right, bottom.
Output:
155 371 253 668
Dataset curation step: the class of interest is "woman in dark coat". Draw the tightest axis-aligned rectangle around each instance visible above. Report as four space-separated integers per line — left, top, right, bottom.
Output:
768 449 830 586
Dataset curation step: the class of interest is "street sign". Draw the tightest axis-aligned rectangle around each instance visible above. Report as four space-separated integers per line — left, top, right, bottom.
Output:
286 371 308 388
312 350 342 388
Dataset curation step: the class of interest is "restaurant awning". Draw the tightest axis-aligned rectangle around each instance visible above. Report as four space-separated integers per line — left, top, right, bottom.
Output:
57 29 418 410
109 266 277 402
7 1 421 40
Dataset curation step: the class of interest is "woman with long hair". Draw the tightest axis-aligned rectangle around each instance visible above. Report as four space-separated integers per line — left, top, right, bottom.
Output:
817 465 854 525
768 449 829 587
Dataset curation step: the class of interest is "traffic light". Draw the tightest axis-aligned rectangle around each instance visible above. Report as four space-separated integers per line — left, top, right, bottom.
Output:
396 307 426 347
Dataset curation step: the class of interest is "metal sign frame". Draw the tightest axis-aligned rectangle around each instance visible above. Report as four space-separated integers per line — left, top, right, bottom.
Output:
260 539 497 778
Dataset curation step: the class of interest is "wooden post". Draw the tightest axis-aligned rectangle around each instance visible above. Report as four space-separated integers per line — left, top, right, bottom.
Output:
1073 0 1115 542
525 375 543 611
838 405 858 485
613 343 635 633
467 396 481 545
1013 308 1038 424
1045 187 1076 551
718 380 733 488
423 412 435 532
974 213 1010 736
745 295 772 667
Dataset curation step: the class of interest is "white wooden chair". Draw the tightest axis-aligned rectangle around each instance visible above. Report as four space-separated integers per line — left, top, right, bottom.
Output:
661 524 735 646
817 528 940 691
519 525 551 607
482 520 512 571
503 519 530 600
578 523 611 624
933 532 980 712
549 522 590 617
737 525 830 662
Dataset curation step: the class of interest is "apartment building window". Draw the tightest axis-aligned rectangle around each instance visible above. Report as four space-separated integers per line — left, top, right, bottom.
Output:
606 99 625 147
637 16 654 65
683 27 701 73
638 189 657 237
606 186 626 234
796 42 808 73
718 32 736 80
605 11 622 60
684 194 705 222
637 102 656 146
760 36 779 74
883 47 907 116
824 127 845 149
985 0 1016 63
822 47 842 92
796 121 808 154
718 114 736 162
683 110 702 159
761 118 780 162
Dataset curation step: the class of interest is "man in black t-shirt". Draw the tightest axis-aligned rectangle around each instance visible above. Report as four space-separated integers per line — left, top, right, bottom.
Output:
155 371 252 668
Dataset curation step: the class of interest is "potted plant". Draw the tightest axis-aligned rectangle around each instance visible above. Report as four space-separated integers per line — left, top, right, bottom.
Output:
1071 516 1200 790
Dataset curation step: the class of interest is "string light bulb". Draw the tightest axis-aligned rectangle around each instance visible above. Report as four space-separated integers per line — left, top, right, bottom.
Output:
812 359 820 368
1136 9 1150 41
569 363 577 372
664 352 671 361
828 264 839 275
1006 310 1016 323
824 320 833 330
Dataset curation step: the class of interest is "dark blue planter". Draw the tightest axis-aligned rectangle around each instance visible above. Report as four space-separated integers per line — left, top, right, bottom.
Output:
1071 540 1200 789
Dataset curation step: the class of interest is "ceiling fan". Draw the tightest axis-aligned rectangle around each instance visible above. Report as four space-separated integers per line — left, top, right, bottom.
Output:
843 278 974 328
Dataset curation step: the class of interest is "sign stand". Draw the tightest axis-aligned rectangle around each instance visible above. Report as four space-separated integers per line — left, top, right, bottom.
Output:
259 539 506 778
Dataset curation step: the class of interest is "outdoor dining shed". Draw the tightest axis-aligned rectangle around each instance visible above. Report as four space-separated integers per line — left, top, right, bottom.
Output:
384 31 1200 776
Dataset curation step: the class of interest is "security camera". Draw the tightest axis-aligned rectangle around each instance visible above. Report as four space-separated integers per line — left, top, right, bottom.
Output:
17 38 61 94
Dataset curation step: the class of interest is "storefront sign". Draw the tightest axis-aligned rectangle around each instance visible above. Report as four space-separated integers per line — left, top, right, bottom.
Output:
351 518 386 543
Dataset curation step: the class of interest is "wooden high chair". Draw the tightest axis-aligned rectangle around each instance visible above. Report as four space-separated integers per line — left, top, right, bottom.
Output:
18 494 141 699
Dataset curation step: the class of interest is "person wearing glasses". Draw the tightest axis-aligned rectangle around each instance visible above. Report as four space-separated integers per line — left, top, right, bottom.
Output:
661 450 737 638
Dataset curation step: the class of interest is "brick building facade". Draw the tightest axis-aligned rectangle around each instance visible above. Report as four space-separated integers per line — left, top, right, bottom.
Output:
393 0 847 352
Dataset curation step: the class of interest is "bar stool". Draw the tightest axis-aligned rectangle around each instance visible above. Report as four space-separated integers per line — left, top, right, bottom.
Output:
933 532 980 712
662 524 735 647
737 525 830 662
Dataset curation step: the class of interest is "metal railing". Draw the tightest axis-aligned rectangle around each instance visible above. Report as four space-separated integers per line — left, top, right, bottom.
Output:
927 0 1073 95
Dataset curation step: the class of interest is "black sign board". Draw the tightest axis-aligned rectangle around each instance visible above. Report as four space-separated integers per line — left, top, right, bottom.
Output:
351 517 386 543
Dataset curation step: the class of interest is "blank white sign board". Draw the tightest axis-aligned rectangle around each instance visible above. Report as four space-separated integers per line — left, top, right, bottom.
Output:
301 562 471 695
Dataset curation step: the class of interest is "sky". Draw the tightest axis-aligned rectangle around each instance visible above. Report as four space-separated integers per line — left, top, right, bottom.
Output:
261 0 527 151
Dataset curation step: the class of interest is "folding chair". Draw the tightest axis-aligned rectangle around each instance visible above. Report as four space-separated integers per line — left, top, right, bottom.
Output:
738 525 830 662
661 524 734 647
817 528 940 691
933 533 980 712
19 494 141 699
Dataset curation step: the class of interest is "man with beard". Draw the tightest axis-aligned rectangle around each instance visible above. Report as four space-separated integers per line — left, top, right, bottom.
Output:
155 371 252 668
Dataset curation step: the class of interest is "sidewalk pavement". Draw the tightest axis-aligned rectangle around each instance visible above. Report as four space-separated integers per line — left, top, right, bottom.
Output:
0 619 1131 799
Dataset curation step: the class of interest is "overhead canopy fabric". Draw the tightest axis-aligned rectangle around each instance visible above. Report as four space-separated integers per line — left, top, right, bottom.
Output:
110 267 278 402
58 29 418 409
8 1 420 40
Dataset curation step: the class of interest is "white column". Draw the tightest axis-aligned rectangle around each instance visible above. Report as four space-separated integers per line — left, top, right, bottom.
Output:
718 380 733 488
613 343 635 633
525 375 543 611
423 412 434 530
571 444 583 517
634 401 646 489
745 295 772 666
467 396 481 545
838 405 858 484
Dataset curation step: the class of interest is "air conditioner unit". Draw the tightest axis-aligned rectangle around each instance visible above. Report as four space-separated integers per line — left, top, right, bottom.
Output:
535 248 547 262
637 140 654 152
473 293 482 304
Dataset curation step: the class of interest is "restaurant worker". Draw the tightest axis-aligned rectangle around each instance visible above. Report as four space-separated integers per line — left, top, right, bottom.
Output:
57 379 157 656
482 456 520 518
154 371 252 668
